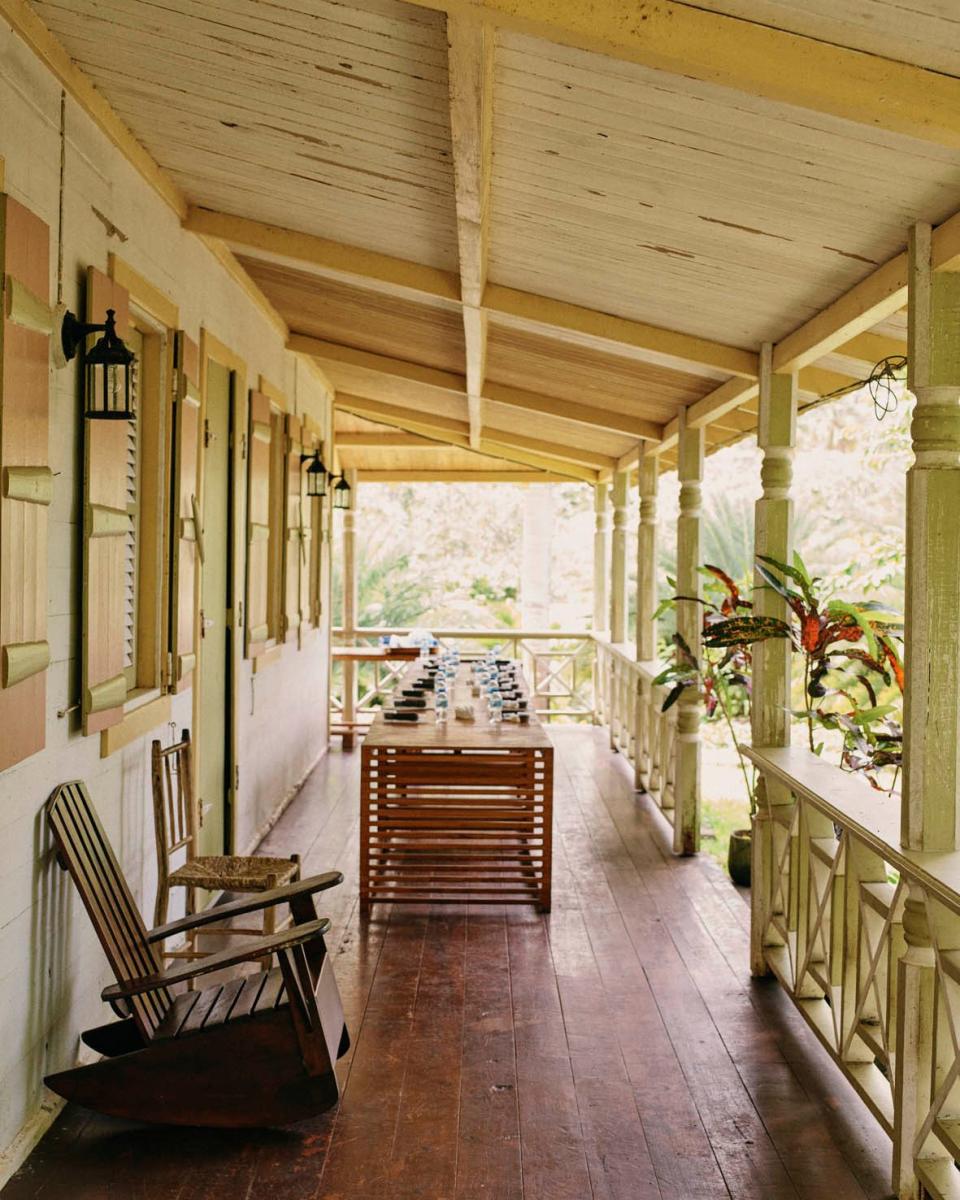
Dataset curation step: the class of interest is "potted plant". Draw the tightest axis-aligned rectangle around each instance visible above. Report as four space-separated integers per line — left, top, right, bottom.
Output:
754 555 903 791
654 566 789 885
655 554 905 885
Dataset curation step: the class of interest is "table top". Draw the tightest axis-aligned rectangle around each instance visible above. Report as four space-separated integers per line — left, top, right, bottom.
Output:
333 645 421 662
362 662 552 751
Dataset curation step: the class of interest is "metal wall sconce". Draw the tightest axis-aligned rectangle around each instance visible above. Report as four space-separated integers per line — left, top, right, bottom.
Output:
301 450 329 498
57 307 136 420
332 475 352 510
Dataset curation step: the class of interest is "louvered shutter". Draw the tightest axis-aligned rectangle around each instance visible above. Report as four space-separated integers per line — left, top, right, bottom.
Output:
283 413 304 644
168 332 200 692
246 390 272 658
122 330 143 684
82 268 131 735
300 423 318 633
0 195 52 769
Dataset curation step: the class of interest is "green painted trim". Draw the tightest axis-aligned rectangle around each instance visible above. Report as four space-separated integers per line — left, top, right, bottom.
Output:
5 274 52 334
3 465 53 506
87 504 128 538
2 639 50 687
86 671 127 714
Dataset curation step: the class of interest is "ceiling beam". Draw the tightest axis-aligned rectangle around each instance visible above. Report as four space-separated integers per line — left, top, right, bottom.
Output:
484 380 662 440
337 431 442 447
334 395 598 481
298 334 662 440
447 16 495 449
835 331 908 370
358 470 573 483
184 207 461 304
336 427 614 468
773 208 960 372
405 0 960 149
190 209 760 379
484 284 758 379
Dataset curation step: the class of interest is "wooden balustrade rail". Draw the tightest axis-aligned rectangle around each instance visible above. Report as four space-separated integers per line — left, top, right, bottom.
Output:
747 745 960 1199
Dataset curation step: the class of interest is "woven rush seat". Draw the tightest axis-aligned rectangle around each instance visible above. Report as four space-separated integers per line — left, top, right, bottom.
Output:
169 855 300 894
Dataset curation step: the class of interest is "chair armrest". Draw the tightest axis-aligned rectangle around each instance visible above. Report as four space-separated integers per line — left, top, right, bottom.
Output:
103 917 331 1002
146 870 343 944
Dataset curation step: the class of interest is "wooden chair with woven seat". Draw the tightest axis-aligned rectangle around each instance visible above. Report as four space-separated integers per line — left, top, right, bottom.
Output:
44 780 349 1127
152 732 300 958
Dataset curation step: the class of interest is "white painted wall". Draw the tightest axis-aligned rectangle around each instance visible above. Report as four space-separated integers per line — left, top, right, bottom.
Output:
0 24 333 1172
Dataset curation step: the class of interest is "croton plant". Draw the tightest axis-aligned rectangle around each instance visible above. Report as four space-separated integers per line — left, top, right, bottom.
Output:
655 554 904 796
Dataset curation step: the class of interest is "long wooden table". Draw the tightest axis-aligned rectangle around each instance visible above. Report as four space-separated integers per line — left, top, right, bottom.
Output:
359 663 554 911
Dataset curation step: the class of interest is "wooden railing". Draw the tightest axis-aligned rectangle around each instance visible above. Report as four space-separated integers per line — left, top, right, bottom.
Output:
594 638 677 823
747 745 960 1199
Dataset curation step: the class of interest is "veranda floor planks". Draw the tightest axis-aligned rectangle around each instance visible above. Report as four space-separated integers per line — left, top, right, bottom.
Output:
3 728 892 1200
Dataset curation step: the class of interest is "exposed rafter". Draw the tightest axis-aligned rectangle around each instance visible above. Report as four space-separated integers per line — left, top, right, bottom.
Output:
773 209 960 372
405 0 960 149
184 208 461 303
297 335 663 441
334 394 598 482
358 470 573 483
186 209 761 379
485 285 758 379
447 15 495 449
336 400 617 469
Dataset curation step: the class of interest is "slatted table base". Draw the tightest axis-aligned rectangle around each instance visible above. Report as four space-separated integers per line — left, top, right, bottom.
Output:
360 745 553 910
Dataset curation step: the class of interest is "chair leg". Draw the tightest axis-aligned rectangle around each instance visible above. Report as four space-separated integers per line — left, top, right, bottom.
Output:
261 872 279 968
280 854 302 932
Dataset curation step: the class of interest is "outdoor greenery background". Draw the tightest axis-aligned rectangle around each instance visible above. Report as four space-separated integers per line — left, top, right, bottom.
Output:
337 383 911 863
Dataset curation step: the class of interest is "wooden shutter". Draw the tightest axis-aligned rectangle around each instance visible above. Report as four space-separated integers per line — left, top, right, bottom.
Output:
0 196 52 770
283 413 305 644
301 423 318 633
82 268 131 735
246 390 272 658
168 332 200 692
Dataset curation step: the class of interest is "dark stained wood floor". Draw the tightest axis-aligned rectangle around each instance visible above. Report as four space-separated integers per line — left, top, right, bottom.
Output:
4 728 893 1200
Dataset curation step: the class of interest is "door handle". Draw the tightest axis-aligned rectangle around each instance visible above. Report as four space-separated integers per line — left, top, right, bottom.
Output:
191 493 205 564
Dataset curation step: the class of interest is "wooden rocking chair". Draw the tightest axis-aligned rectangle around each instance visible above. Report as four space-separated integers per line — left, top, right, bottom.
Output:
44 781 350 1127
152 732 300 960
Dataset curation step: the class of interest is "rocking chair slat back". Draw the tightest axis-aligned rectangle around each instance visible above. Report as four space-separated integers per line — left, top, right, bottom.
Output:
48 782 172 1036
152 732 196 857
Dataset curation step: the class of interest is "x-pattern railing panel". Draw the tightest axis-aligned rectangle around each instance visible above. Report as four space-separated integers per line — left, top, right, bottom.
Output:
746 745 960 1193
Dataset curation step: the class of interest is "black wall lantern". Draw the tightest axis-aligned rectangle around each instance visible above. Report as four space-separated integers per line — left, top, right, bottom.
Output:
332 474 352 510
59 307 136 420
301 450 329 499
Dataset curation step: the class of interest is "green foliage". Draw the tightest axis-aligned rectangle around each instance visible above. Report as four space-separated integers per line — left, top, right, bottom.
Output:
754 553 904 790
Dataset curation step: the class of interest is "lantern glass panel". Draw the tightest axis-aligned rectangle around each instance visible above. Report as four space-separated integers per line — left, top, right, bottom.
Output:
333 477 351 510
85 351 134 420
305 454 327 498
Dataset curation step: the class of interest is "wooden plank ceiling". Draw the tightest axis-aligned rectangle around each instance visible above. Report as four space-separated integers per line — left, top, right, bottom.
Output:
24 0 957 481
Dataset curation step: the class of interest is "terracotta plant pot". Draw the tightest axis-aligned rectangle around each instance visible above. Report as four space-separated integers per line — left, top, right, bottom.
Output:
728 828 752 887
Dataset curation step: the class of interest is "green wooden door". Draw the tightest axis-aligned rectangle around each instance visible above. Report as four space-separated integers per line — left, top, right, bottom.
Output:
198 360 232 856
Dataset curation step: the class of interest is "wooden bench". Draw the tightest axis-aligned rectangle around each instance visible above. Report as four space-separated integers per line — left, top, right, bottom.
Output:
44 780 350 1127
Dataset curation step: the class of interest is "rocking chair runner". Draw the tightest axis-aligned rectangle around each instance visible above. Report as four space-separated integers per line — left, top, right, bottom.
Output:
44 781 350 1128
152 732 300 959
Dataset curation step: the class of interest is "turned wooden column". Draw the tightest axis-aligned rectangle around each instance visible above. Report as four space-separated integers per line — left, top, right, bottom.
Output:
750 344 797 975
636 448 659 664
675 412 703 855
592 482 609 633
341 468 359 750
609 470 629 644
902 221 960 851
634 448 659 788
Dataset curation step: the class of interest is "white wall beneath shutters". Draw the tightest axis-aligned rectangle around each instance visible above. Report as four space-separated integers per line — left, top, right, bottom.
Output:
0 22 334 1179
